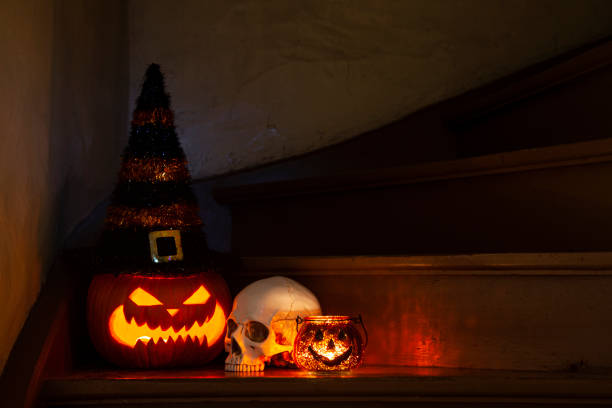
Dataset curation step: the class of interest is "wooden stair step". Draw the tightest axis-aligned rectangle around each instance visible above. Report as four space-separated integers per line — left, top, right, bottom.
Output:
42 365 612 407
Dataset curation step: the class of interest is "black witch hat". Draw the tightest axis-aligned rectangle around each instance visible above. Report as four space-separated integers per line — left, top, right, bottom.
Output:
98 64 208 273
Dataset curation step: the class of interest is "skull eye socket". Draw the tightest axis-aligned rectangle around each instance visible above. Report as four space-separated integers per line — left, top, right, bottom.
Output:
338 330 347 341
129 288 163 306
314 329 324 341
227 318 238 337
245 321 269 342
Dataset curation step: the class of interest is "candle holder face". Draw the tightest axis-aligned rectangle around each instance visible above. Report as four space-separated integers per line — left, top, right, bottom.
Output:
293 316 365 371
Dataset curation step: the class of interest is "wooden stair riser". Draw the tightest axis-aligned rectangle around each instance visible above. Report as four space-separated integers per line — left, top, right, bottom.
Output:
238 254 612 371
230 160 612 256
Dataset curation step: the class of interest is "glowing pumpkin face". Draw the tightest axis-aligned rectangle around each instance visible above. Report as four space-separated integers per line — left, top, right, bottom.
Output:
293 316 365 371
307 326 354 366
87 271 231 368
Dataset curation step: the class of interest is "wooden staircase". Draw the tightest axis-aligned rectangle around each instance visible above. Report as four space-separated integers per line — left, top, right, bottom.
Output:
4 38 612 407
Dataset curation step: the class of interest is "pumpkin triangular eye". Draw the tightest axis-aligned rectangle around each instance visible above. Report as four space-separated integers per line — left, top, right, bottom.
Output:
183 285 210 305
129 288 163 306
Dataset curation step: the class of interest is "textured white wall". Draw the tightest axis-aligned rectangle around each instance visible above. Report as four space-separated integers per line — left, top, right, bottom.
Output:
130 0 612 179
0 0 127 374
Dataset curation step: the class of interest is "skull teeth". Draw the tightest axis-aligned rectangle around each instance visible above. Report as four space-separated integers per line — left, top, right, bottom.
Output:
224 363 265 372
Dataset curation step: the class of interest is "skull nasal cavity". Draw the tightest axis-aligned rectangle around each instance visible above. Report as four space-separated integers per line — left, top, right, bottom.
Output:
327 339 335 350
166 308 179 317
231 338 242 355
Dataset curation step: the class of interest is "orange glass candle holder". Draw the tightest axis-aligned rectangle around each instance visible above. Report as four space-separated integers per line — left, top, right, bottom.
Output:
293 315 367 371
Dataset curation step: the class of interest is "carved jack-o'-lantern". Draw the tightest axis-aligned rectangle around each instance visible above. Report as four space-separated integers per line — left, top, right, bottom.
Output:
293 316 366 371
87 270 231 368
87 65 232 368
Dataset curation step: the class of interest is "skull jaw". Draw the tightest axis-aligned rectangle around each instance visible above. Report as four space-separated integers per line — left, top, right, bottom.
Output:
224 343 293 372
224 363 265 372
224 353 265 372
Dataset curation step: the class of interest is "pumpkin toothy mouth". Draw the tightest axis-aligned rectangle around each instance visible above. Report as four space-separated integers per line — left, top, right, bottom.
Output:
308 345 353 366
109 302 226 348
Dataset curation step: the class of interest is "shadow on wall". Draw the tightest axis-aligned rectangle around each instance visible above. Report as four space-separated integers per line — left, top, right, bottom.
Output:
129 0 612 180
48 0 128 249
0 0 128 374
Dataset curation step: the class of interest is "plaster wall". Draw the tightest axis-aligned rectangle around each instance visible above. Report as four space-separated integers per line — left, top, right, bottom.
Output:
0 0 127 374
130 0 612 179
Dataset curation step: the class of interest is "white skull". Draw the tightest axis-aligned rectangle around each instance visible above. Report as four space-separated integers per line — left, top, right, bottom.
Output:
224 276 321 372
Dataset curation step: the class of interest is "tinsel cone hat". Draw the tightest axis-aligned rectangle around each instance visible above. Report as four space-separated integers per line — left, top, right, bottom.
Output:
100 64 207 270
